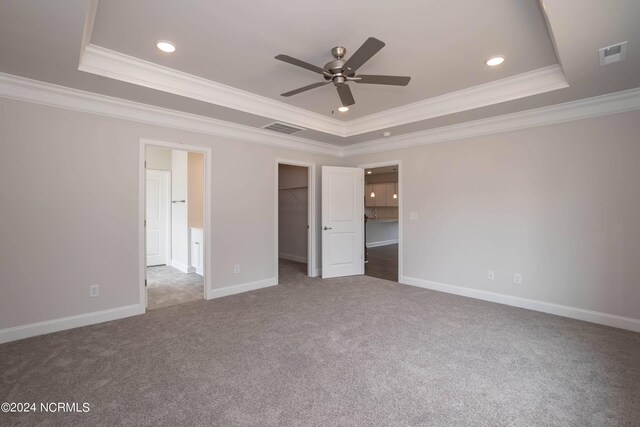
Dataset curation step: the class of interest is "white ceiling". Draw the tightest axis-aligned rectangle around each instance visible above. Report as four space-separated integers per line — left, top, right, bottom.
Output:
0 0 639 147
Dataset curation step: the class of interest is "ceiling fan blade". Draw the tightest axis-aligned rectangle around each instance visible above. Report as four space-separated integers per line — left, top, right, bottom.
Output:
281 81 331 97
275 54 328 75
336 84 355 106
343 37 386 73
354 75 411 86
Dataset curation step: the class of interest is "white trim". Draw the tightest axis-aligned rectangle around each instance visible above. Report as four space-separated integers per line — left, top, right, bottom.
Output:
141 139 214 307
345 64 568 136
80 0 98 53
0 72 339 157
366 239 398 248
209 278 278 299
278 252 308 263
79 44 346 137
2 72 640 159
343 86 640 157
275 159 317 279
400 276 640 333
170 260 192 274
358 160 403 281
0 304 143 344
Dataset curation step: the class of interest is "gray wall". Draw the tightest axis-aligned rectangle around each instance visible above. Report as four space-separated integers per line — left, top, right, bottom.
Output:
0 97 340 330
347 110 640 321
2 95 639 333
366 222 399 247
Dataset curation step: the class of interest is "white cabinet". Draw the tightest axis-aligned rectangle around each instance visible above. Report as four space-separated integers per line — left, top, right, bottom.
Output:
190 228 204 276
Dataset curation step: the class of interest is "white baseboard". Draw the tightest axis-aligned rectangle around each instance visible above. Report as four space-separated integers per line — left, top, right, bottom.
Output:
0 304 144 344
171 259 191 273
366 239 398 248
209 277 277 300
194 267 203 276
401 276 640 333
278 252 308 263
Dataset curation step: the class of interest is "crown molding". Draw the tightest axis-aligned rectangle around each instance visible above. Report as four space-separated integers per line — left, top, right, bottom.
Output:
344 64 569 136
79 44 348 137
341 86 640 157
1 72 638 160
0 72 341 157
78 43 569 139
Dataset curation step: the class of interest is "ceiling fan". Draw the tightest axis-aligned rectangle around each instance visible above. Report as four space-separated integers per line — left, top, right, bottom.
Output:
275 37 411 108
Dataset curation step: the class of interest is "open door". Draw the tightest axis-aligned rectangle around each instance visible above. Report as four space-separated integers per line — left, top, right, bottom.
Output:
321 166 364 278
146 170 170 267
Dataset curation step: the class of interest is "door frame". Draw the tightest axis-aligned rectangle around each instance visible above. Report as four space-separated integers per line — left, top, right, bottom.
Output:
358 160 403 281
275 159 317 280
145 169 171 267
139 138 213 311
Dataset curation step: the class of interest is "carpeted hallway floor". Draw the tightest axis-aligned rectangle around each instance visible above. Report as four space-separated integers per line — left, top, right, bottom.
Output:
146 265 204 310
1 260 639 426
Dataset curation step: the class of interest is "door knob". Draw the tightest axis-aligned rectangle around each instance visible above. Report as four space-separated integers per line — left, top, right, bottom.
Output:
323 226 332 230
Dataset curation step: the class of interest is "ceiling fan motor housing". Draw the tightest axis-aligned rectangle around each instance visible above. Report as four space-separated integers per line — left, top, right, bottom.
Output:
325 46 355 85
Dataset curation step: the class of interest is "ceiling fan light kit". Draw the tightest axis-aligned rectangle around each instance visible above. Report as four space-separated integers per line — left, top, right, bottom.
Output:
276 37 411 108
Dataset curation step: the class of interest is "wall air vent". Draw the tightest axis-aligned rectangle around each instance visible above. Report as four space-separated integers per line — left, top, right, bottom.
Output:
599 41 628 66
262 122 306 135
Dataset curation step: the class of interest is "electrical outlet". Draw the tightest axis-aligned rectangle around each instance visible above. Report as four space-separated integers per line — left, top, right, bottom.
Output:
234 264 240 274
409 211 418 221
488 270 495 280
89 284 99 297
513 273 522 285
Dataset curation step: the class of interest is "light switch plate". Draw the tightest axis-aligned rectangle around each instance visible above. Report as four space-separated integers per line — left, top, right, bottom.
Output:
409 211 418 221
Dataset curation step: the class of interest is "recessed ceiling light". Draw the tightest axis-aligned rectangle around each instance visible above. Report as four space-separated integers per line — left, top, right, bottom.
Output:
338 106 349 112
382 131 392 137
156 41 176 53
367 170 372 174
486 56 505 66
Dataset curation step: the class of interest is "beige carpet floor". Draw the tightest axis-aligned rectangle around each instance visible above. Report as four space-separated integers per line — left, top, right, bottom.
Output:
146 265 203 310
1 260 639 426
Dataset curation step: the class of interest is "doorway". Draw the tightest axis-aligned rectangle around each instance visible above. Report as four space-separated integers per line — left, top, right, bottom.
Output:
276 159 316 281
360 162 401 282
140 139 212 311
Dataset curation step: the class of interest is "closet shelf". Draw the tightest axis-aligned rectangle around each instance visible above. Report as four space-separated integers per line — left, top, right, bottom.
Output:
278 186 308 191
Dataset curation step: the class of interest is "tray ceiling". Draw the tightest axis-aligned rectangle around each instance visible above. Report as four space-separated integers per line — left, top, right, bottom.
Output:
0 0 639 148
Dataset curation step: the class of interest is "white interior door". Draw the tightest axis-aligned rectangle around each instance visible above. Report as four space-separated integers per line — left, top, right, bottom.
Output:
322 166 364 278
146 170 170 266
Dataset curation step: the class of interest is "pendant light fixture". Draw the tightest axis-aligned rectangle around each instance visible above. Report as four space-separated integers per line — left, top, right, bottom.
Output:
369 169 375 197
393 167 398 199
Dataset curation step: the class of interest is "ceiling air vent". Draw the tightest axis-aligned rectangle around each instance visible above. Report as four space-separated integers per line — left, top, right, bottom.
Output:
262 122 306 135
599 41 628 66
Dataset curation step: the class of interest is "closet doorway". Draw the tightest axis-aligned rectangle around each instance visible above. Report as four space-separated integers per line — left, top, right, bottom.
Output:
276 160 316 281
